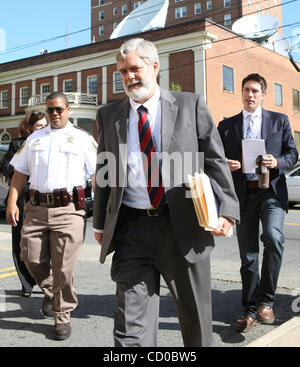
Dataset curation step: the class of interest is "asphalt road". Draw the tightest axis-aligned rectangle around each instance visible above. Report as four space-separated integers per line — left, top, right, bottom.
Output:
0 206 299 349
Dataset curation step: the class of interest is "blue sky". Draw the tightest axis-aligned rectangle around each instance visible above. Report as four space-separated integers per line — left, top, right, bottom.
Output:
0 0 299 64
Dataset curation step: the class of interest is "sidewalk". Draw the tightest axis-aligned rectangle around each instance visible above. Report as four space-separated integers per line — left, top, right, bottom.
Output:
247 316 300 347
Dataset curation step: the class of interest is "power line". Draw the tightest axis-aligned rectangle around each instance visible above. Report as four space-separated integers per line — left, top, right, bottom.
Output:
1 18 299 89
1 0 297 57
1 24 299 108
0 1 299 92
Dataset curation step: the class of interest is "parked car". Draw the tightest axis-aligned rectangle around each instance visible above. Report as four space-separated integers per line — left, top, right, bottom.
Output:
285 165 300 206
0 144 9 210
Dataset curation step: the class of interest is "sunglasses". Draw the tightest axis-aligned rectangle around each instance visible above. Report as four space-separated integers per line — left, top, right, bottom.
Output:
45 106 67 114
32 111 45 115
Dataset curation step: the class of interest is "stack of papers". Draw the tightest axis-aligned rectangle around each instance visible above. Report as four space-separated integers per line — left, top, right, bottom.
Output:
188 171 232 237
242 139 266 173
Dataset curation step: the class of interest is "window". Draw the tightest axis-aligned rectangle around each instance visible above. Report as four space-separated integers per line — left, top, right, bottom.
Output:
99 25 104 35
87 76 98 95
293 89 300 110
194 3 201 14
134 1 144 8
99 0 104 4
222 65 234 92
248 0 252 8
113 22 118 30
99 11 104 20
20 87 29 106
63 79 73 93
224 14 231 26
122 5 127 15
40 83 50 95
0 90 8 109
175 7 187 18
113 7 117 15
113 72 124 93
207 1 212 10
274 83 282 106
224 0 231 7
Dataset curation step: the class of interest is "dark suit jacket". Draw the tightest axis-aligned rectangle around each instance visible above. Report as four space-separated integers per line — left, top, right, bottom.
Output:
0 137 28 206
218 109 298 214
0 137 26 180
93 88 240 264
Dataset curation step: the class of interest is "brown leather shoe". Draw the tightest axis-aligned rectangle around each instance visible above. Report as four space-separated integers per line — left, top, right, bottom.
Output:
54 323 71 340
257 304 274 324
234 316 256 333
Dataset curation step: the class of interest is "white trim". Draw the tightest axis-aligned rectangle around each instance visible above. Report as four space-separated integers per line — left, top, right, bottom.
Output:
159 54 169 90
11 83 15 115
102 66 107 104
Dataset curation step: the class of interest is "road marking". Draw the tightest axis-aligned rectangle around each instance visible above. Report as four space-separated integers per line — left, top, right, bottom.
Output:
284 222 300 226
0 271 17 279
0 267 16 273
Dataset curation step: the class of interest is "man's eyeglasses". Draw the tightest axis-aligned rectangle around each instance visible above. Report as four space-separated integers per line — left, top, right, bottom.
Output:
45 107 67 115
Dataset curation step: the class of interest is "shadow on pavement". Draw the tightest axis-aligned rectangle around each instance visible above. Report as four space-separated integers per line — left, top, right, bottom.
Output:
0 284 296 344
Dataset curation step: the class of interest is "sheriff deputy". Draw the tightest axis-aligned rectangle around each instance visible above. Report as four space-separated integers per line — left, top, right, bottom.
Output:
6 92 97 341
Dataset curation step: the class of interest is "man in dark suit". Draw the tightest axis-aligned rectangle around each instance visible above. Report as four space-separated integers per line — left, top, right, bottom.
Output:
93 38 239 347
218 73 298 333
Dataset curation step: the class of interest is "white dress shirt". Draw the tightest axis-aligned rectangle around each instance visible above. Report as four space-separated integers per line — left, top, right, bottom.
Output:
10 122 97 193
122 86 161 209
242 105 262 139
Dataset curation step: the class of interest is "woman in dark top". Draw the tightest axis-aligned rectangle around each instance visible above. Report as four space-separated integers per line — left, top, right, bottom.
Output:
0 111 47 296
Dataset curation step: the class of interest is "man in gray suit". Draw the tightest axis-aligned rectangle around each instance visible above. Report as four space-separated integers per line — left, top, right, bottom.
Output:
93 38 239 347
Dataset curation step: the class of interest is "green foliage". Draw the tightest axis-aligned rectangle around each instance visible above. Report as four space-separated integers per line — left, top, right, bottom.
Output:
170 82 182 92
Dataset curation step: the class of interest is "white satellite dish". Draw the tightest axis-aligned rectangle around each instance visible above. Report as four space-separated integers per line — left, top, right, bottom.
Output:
232 14 279 43
262 32 290 57
110 0 169 39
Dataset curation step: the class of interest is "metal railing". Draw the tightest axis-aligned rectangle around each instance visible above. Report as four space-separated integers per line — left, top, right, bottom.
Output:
28 92 98 107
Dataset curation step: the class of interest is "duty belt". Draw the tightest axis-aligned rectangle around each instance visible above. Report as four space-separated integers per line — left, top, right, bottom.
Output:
29 186 85 209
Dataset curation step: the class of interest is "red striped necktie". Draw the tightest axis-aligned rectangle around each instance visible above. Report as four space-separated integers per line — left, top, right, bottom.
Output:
137 105 165 208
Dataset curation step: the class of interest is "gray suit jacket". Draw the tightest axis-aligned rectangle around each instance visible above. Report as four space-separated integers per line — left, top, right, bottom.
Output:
93 88 240 264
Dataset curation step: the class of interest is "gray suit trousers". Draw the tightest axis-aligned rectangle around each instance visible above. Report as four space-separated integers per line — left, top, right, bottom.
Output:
111 205 214 347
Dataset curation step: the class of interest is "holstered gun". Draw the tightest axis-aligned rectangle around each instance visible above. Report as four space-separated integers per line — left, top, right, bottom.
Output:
29 189 40 206
73 185 86 210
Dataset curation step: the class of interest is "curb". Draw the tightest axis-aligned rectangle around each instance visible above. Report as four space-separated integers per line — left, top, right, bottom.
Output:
247 316 300 347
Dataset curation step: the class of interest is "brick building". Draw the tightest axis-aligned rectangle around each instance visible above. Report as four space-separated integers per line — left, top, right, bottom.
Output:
91 0 283 42
0 17 299 150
